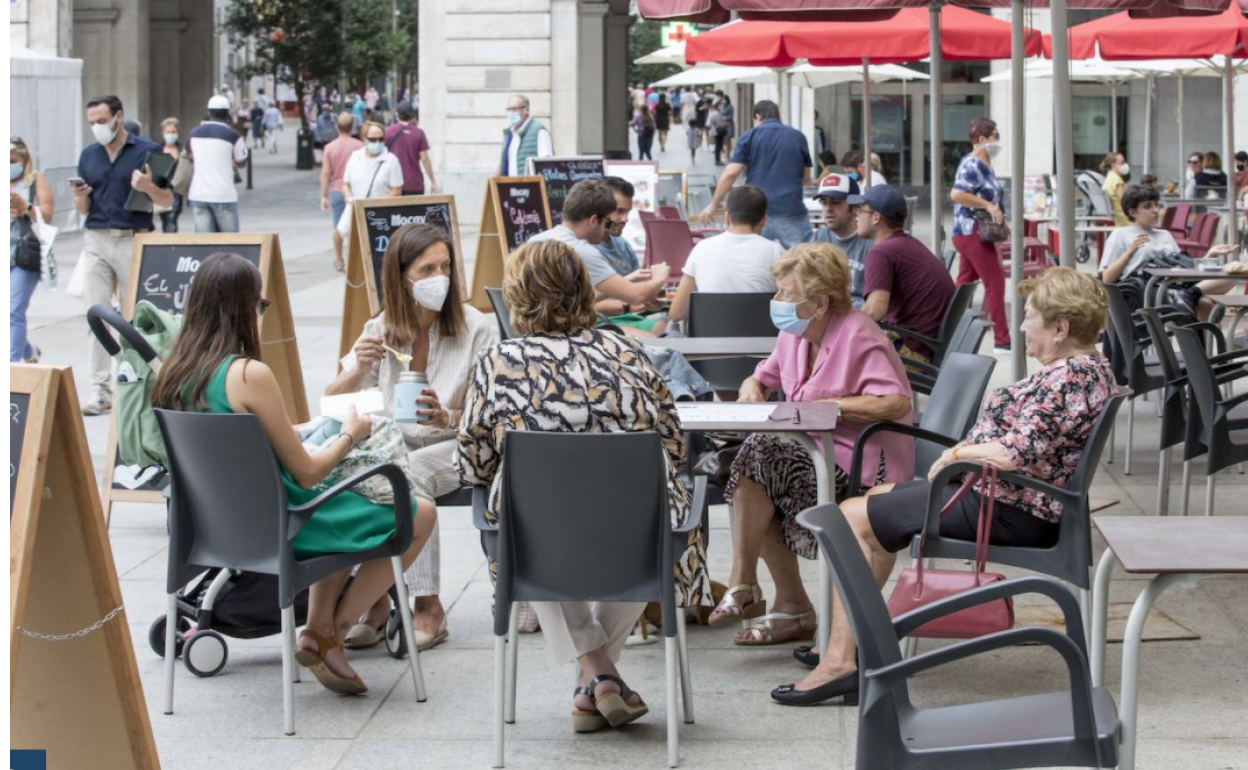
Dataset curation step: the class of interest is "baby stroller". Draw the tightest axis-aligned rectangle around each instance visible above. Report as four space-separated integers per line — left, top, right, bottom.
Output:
1074 170 1114 264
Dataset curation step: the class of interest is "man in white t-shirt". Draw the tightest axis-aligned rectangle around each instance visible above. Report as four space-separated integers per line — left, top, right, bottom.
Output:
187 95 250 232
668 184 784 326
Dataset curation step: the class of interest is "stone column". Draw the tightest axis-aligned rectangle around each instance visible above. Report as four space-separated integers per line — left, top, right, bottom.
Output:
148 0 213 132
74 0 151 129
550 0 580 156
602 4 633 159
577 1 609 155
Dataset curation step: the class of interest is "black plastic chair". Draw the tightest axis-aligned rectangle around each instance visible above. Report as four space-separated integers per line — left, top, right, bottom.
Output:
883 282 978 392
905 313 991 396
797 504 1119 770
919 392 1129 636
155 410 428 736
1171 327 1248 517
472 431 705 768
848 352 997 497
486 287 516 340
685 292 775 392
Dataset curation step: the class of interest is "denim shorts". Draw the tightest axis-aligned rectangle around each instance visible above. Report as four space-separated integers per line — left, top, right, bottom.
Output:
329 190 347 228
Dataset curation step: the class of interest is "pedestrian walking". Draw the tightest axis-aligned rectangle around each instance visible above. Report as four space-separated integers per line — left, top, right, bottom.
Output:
654 92 672 152
73 95 172 415
385 101 438 196
249 102 266 149
321 112 364 272
633 107 655 161
343 122 404 204
187 95 249 233
263 104 283 154
500 94 553 176
156 118 185 232
10 136 54 364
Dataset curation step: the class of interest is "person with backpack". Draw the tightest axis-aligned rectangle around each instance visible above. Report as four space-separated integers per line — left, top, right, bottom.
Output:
10 136 54 362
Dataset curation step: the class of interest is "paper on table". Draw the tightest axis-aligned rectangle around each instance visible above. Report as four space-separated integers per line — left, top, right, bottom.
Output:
320 390 386 421
677 403 776 422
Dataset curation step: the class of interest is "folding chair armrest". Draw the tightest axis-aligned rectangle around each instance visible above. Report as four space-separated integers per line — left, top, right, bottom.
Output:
849 422 959 497
867 627 1099 742
289 463 413 546
928 460 1073 509
891 575 1087 652
878 322 940 350
471 485 496 532
1178 321 1229 355
675 475 707 535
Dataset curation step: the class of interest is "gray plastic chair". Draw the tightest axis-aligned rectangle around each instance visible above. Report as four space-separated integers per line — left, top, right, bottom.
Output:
919 393 1129 636
155 410 427 736
685 291 775 392
797 503 1120 770
486 287 516 340
847 352 996 497
885 283 979 398
471 431 706 768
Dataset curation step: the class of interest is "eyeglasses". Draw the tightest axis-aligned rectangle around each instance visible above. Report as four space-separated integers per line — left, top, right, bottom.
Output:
1189 159 1202 165
258 299 271 316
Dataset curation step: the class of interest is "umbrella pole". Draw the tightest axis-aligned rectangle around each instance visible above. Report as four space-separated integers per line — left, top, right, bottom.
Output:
1178 74 1185 190
1049 0 1078 268
1144 76 1153 177
774 68 787 128
863 58 873 191
929 3 944 257
1010 0 1026 380
1111 82 1118 155
1224 57 1238 248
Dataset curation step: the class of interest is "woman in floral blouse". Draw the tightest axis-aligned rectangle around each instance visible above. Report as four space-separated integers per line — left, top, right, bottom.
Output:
772 267 1116 707
457 238 710 733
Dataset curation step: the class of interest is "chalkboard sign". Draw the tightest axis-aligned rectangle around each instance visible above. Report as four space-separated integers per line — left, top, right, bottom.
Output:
131 243 261 315
497 178 551 250
528 157 604 225
10 391 30 510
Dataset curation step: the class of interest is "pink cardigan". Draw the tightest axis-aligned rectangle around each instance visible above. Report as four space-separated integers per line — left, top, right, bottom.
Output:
754 310 916 487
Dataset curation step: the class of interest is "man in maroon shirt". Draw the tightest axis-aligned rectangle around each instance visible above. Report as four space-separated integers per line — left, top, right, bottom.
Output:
383 101 438 196
856 185 956 365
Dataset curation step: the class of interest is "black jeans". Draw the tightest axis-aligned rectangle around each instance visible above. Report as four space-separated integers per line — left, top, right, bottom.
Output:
713 130 728 164
639 128 655 160
160 193 184 233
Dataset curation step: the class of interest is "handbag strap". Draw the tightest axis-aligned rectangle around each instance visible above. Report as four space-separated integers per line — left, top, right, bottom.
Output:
973 464 999 578
913 469 980 587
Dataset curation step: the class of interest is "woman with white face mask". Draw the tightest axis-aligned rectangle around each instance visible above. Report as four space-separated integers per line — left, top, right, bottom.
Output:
950 117 1012 354
327 223 495 653
1099 152 1130 226
341 121 403 204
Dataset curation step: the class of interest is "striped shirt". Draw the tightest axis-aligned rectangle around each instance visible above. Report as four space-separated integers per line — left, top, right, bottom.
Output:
187 121 249 203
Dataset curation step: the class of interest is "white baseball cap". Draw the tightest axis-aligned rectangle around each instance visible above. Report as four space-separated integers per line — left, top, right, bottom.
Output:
813 173 861 202
207 95 231 110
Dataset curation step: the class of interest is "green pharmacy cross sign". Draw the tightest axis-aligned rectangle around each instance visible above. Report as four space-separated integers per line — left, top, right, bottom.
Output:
661 22 699 47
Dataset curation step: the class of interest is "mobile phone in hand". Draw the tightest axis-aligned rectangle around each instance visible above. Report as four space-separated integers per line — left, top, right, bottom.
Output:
68 177 87 189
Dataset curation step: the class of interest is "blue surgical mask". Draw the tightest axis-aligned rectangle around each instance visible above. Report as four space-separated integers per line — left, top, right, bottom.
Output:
367 142 384 156
10 163 23 181
770 300 811 336
847 171 860 181
507 112 522 127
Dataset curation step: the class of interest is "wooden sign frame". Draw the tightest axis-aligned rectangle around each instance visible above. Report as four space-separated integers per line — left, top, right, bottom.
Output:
469 175 552 311
659 168 689 211
340 195 466 362
101 232 308 518
527 156 604 225
11 365 161 768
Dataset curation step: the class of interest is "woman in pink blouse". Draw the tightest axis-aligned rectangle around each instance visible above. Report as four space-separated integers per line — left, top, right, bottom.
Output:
773 267 1116 707
709 243 916 645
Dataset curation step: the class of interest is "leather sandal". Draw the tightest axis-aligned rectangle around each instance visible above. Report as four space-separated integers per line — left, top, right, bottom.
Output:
571 686 609 733
295 628 367 695
733 608 817 646
706 583 766 628
590 674 649 728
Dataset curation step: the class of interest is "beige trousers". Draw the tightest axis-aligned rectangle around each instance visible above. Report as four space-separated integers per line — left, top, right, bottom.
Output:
532 601 646 664
81 230 134 393
403 441 462 598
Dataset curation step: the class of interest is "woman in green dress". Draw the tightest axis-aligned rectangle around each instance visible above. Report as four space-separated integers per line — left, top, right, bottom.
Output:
152 252 437 696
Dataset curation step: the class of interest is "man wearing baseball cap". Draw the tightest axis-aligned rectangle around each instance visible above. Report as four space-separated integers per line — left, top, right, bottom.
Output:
856 185 955 368
806 173 872 308
186 95 250 232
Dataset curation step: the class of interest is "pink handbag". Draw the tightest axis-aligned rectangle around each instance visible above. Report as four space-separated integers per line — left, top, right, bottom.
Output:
886 464 1015 639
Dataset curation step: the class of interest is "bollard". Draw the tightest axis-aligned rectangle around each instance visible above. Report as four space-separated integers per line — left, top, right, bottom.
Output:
246 153 253 190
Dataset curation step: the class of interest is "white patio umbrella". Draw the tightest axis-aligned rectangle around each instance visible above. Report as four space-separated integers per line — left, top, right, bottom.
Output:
635 41 690 68
785 61 930 88
649 64 775 88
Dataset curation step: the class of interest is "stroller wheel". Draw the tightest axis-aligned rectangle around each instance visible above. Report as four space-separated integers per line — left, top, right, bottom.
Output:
385 611 407 660
1076 243 1092 264
184 630 229 677
149 615 192 659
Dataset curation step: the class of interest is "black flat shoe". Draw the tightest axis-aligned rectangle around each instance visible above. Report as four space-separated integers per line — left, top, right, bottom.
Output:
771 671 859 707
793 646 819 668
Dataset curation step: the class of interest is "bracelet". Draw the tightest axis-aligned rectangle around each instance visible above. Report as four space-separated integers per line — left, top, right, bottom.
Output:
338 432 356 452
950 446 960 462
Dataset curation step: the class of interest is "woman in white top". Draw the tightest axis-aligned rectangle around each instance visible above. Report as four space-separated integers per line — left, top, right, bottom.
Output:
1097 184 1237 319
328 223 496 651
342 121 403 203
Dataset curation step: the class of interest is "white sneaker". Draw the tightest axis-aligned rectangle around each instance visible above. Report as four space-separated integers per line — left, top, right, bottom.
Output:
82 392 112 416
23 345 40 364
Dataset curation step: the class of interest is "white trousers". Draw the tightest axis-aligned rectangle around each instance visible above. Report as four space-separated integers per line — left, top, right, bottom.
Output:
81 230 134 392
403 441 461 598
532 601 646 664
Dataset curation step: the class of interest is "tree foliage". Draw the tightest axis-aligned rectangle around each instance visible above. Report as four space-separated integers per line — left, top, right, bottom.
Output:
629 19 682 88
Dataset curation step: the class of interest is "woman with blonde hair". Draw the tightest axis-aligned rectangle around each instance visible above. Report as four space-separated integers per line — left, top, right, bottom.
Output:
1099 152 1129 226
774 267 1117 706
457 238 711 732
9 136 53 362
708 242 915 646
342 120 403 203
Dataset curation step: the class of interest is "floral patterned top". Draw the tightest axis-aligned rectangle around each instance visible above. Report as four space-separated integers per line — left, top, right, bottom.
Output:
456 328 710 607
952 153 1002 238
964 354 1116 522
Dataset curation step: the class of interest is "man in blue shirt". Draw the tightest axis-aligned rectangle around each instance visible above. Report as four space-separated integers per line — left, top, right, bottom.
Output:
73 94 171 415
697 100 813 248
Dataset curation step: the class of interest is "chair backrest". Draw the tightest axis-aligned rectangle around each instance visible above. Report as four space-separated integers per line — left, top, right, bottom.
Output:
933 282 978 362
1102 283 1141 364
1185 212 1209 242
1196 213 1220 247
1134 308 1184 383
942 245 958 273
494 432 675 634
797 505 904 675
686 292 775 338
638 210 659 223
642 218 696 277
485 287 516 340
1159 205 1177 233
949 316 991 357
155 410 288 592
916 353 996 475
1059 391 1129 502
658 206 682 220
1166 202 1192 235
1172 327 1220 436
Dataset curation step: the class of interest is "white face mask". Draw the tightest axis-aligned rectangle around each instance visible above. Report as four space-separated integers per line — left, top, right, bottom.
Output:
981 141 1002 160
1118 163 1131 176
164 132 179 145
92 117 119 146
410 275 450 311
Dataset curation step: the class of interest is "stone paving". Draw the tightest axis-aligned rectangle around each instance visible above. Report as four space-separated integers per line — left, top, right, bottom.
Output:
24 128 1248 769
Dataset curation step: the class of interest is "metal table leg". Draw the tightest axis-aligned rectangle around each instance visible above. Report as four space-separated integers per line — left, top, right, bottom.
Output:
1119 572 1192 770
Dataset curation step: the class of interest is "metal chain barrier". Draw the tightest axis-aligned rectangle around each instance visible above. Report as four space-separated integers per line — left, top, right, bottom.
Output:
18 605 125 642
261 335 298 345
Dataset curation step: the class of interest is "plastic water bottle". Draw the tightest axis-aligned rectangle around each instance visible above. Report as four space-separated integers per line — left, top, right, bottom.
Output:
394 371 429 424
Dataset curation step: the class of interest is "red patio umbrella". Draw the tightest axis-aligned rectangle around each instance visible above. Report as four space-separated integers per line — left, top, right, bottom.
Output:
639 0 1230 22
1045 3 1248 58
